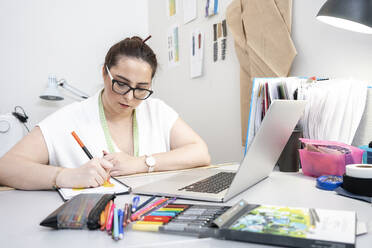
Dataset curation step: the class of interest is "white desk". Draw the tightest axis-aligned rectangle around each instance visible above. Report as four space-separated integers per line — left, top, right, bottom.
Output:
1 170 371 248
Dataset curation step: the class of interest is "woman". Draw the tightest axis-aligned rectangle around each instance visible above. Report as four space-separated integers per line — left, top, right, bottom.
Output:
0 36 211 190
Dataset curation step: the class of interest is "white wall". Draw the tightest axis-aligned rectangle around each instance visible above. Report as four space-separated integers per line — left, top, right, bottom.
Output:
0 0 149 128
291 0 372 80
148 0 372 164
148 0 242 164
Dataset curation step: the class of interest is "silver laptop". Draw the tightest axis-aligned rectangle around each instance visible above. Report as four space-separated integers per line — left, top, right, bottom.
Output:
133 100 306 202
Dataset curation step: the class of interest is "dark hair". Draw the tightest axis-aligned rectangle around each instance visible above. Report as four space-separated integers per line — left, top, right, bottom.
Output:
104 36 157 78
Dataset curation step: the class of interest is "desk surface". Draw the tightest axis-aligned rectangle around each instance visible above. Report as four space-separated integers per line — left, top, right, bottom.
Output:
1 170 371 248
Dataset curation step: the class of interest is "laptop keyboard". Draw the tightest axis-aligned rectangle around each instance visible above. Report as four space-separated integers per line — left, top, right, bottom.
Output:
178 172 236 194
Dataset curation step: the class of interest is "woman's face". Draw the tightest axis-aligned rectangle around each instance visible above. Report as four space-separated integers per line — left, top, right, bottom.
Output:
103 56 153 117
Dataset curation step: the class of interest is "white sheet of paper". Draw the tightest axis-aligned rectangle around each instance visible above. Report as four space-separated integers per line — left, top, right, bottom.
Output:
166 0 177 17
190 30 203 78
57 177 130 201
183 0 197 24
167 24 180 67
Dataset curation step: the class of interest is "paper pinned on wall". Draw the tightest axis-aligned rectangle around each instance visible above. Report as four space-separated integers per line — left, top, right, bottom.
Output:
212 19 227 62
213 23 218 62
167 0 177 17
221 19 227 60
190 30 204 78
183 0 197 24
205 0 218 17
167 24 180 67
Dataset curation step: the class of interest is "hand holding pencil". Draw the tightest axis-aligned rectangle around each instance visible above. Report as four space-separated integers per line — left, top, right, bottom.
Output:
55 157 113 188
54 131 113 188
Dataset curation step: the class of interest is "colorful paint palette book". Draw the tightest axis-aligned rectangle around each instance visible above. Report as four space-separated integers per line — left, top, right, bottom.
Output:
214 200 356 248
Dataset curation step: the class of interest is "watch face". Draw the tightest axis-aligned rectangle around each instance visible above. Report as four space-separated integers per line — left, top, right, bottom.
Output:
146 156 156 167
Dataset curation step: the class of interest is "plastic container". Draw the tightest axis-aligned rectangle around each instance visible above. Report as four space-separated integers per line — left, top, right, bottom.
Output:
358 145 372 164
298 139 364 177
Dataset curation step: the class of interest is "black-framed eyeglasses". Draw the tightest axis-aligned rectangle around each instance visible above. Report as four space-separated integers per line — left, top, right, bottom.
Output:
105 66 153 100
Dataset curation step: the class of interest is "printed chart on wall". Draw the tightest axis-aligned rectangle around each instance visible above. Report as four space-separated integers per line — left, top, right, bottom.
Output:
205 0 219 17
190 29 204 78
167 0 177 17
213 20 227 62
167 24 180 67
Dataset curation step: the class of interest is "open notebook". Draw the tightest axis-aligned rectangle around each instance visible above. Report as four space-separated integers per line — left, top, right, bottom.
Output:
57 177 130 201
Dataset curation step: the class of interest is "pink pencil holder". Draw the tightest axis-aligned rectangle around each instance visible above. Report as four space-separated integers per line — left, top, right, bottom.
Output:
299 139 364 177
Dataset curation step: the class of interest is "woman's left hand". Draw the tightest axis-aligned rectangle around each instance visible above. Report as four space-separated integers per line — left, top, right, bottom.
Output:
103 151 146 176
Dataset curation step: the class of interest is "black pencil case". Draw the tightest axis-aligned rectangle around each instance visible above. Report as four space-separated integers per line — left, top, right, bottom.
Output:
40 193 115 230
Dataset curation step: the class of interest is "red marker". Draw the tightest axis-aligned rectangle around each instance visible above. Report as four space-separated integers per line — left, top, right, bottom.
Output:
198 33 201 49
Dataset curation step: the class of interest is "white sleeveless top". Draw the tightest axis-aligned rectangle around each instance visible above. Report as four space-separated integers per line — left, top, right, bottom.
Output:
38 90 178 168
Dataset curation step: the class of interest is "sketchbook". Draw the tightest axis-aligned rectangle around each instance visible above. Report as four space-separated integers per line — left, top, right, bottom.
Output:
57 177 130 201
214 200 356 248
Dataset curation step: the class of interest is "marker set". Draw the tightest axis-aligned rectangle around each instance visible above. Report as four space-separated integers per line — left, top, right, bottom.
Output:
132 203 230 237
40 193 135 241
41 194 230 240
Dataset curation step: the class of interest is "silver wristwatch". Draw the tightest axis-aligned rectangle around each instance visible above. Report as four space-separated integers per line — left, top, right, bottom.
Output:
145 154 156 173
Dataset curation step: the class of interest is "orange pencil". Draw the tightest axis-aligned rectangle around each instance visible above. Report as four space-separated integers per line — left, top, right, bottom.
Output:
71 131 93 159
105 200 113 231
71 131 111 184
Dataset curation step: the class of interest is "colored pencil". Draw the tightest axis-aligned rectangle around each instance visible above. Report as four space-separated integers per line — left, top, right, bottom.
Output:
130 198 169 221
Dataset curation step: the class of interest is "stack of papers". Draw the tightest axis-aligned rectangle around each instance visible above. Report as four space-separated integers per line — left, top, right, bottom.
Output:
246 77 368 151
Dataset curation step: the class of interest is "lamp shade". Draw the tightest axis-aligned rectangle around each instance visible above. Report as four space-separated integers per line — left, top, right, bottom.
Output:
317 0 372 34
40 75 64 101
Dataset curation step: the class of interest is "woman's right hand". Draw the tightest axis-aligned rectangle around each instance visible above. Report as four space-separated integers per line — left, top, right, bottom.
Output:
55 158 113 188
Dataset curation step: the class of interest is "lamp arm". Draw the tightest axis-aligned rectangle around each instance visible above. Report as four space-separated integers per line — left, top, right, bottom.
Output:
57 79 89 99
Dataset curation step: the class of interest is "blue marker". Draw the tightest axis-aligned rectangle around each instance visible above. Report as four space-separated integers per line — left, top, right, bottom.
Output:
113 208 119 241
149 211 177 217
132 196 140 213
118 209 124 239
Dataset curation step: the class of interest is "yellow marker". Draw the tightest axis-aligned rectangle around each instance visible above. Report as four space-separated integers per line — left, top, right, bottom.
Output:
132 223 162 232
100 210 105 226
135 221 164 225
157 208 184 212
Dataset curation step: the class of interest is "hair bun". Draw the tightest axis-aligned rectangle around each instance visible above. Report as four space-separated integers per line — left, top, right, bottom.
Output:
130 36 143 42
104 36 157 77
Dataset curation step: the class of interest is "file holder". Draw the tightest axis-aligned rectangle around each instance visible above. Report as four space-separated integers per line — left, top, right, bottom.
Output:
277 126 302 172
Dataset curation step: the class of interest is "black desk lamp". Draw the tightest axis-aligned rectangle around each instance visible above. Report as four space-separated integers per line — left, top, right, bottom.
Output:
316 0 372 34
